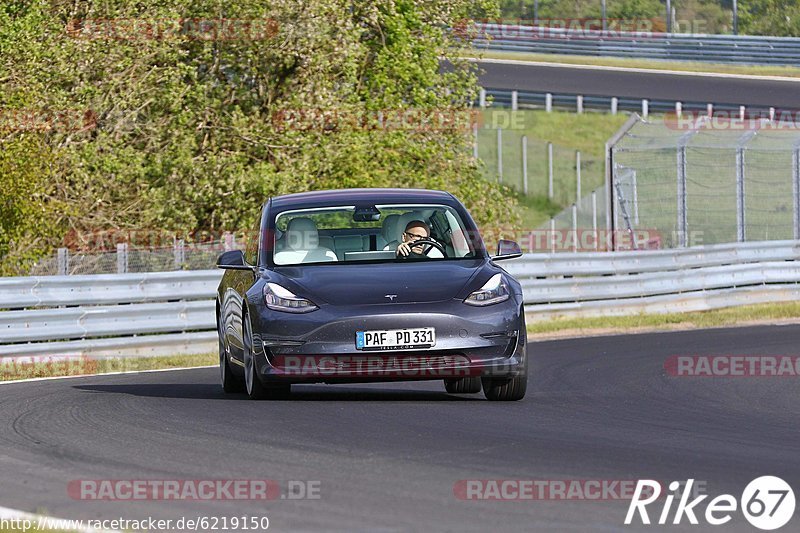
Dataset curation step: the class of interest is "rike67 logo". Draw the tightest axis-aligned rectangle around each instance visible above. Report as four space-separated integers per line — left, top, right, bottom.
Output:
625 477 795 530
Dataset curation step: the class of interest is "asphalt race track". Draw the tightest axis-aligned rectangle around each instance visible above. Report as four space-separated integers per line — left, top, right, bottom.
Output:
1 324 799 532
476 60 800 109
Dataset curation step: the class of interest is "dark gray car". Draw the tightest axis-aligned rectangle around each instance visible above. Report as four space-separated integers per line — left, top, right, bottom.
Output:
216 188 527 401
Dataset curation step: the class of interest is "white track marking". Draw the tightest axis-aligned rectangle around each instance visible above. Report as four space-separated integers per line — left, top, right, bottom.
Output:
468 57 800 83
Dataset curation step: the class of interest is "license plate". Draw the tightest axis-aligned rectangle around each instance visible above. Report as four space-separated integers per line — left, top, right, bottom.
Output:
356 327 436 350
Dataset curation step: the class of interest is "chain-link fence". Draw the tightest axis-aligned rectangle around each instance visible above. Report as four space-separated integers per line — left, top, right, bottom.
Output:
29 237 246 276
610 115 800 248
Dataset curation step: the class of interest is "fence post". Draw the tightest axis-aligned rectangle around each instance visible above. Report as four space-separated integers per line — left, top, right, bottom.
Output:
116 243 128 274
571 204 578 252
736 147 746 242
611 97 618 115
497 128 503 183
577 95 584 114
479 88 486 108
223 231 235 251
794 146 800 239
511 90 518 111
576 151 581 203
57 248 69 276
641 99 649 119
676 146 688 247
472 122 478 159
545 93 552 113
522 135 528 195
548 142 554 198
174 239 185 270
591 190 598 251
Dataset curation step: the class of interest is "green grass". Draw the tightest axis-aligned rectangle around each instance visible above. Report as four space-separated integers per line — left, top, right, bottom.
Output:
477 108 627 228
527 301 800 337
465 49 800 79
0 353 216 382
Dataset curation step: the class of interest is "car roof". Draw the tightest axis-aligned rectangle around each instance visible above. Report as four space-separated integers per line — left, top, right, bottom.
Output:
269 188 458 210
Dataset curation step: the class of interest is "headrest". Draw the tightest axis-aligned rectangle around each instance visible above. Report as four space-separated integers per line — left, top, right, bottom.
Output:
381 214 400 242
285 217 319 251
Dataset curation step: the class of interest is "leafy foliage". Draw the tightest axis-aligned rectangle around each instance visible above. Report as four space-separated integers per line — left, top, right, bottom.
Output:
1 0 518 274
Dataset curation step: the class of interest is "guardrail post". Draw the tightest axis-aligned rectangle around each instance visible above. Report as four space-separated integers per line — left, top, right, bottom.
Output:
675 101 682 118
770 107 776 121
57 248 69 276
479 88 486 108
548 142 554 198
549 218 555 253
707 103 713 118
511 90 518 111
577 95 583 114
497 128 503 183
545 93 552 113
174 239 185 270
576 151 582 203
641 99 649 119
591 191 598 251
611 97 618 115
116 243 128 274
739 106 746 120
522 135 528 195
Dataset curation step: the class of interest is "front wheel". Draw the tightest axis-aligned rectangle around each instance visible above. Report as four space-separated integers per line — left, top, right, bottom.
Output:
219 312 244 393
243 315 290 400
482 373 527 401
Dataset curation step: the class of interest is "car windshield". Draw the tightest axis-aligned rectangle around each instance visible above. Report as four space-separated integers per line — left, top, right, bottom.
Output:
271 203 481 266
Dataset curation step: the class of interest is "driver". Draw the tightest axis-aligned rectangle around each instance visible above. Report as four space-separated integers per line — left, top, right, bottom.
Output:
396 220 443 258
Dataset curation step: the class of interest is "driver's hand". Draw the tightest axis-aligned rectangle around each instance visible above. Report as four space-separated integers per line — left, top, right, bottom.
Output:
396 242 412 257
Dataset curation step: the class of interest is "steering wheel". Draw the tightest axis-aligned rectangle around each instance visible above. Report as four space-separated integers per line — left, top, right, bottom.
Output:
400 238 447 258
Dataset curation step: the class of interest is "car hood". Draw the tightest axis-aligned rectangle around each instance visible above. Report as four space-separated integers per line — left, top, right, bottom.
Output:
272 259 490 305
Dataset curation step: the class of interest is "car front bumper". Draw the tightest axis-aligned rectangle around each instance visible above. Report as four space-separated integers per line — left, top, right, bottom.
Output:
249 298 526 383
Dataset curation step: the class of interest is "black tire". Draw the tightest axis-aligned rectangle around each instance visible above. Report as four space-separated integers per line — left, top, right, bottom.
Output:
243 315 290 400
482 373 527 401
219 311 244 393
444 376 482 394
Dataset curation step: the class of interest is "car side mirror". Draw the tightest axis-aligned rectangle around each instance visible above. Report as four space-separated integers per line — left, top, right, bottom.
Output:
217 250 251 270
493 239 522 261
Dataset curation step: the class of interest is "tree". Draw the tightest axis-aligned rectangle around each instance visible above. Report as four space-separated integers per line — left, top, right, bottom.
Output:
0 0 515 273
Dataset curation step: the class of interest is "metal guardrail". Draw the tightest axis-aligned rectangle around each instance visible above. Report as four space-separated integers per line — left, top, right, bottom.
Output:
483 88 780 119
0 270 222 358
472 24 800 65
1 240 799 359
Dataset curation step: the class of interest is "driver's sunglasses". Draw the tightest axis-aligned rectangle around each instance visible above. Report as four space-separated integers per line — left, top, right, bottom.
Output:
404 231 427 241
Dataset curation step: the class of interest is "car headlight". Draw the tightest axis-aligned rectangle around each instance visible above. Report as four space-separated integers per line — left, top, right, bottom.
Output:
264 282 318 313
464 273 510 306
